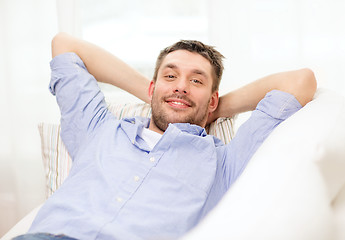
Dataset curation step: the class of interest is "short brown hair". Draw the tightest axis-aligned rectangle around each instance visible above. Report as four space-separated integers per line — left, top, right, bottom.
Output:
152 40 224 92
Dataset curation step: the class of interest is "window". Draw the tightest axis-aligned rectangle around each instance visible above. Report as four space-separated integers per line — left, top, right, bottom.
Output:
80 0 209 101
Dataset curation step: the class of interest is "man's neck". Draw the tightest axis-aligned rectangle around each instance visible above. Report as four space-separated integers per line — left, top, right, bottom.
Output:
148 118 164 135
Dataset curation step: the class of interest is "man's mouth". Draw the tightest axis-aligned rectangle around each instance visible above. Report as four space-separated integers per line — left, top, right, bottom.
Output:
167 100 190 108
171 101 187 106
164 96 194 109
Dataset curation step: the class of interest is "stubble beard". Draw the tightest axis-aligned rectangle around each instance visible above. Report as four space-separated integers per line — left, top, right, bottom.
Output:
150 91 210 132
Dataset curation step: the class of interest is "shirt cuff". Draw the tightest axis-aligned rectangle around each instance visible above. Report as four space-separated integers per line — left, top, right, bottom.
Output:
256 90 302 120
49 52 86 96
50 52 85 70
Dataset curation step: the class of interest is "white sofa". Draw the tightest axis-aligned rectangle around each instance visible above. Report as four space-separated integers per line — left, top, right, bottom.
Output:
2 88 345 240
182 88 345 240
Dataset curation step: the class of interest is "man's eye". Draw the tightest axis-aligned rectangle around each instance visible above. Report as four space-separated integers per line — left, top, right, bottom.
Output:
166 75 175 79
191 79 202 84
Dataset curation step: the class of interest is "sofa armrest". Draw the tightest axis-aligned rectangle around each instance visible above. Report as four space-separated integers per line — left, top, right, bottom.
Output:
1 204 43 240
182 88 345 240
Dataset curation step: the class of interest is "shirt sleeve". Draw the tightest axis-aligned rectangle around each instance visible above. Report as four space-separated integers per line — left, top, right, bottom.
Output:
222 90 302 188
49 52 110 159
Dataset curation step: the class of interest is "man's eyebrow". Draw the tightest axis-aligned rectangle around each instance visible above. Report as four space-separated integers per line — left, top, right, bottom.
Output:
163 63 208 78
163 63 178 70
192 69 208 78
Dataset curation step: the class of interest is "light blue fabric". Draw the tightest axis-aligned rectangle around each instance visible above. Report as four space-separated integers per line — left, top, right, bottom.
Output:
29 53 302 240
13 233 77 240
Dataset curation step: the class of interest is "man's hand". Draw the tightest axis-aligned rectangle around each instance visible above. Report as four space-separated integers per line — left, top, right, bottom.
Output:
206 95 234 125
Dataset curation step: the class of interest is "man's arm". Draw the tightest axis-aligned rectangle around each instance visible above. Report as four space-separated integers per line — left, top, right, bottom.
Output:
51 32 151 103
209 68 317 122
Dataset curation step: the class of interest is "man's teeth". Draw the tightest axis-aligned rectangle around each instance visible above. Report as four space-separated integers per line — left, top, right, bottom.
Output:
172 101 186 106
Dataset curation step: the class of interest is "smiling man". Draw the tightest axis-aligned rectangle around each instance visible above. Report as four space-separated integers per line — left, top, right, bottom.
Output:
149 46 220 133
15 33 316 240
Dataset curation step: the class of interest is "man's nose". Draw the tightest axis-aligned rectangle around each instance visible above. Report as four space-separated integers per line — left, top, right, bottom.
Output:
174 78 189 94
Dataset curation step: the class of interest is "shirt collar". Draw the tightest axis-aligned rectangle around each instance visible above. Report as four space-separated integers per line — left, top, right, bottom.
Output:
120 117 208 142
170 123 207 137
119 117 150 150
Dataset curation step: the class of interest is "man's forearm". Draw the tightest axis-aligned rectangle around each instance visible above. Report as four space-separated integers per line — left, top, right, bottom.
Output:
213 68 317 119
51 32 151 103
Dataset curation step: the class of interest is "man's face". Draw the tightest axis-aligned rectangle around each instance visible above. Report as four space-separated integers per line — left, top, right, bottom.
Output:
148 50 219 134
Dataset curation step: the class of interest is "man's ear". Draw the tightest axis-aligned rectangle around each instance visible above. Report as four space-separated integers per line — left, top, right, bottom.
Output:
208 91 219 113
148 80 155 102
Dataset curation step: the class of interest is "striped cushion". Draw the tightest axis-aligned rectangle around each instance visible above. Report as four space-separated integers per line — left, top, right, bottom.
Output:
38 103 235 198
38 123 72 197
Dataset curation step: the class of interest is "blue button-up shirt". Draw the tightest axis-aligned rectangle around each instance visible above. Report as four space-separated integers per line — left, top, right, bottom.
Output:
29 53 302 240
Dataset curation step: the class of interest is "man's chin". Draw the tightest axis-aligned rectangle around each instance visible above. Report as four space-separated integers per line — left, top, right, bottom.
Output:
152 116 189 131
165 115 192 124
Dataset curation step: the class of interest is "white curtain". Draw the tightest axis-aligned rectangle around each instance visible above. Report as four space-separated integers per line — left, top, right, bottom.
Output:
209 0 345 96
56 0 81 36
0 0 59 235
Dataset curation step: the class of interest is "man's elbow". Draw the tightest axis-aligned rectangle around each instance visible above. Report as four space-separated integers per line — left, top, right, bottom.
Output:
287 68 317 106
294 68 317 106
51 32 74 58
299 68 317 88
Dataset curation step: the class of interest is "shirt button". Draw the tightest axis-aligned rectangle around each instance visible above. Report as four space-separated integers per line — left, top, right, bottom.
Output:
116 197 123 203
134 176 140 182
149 157 155 162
